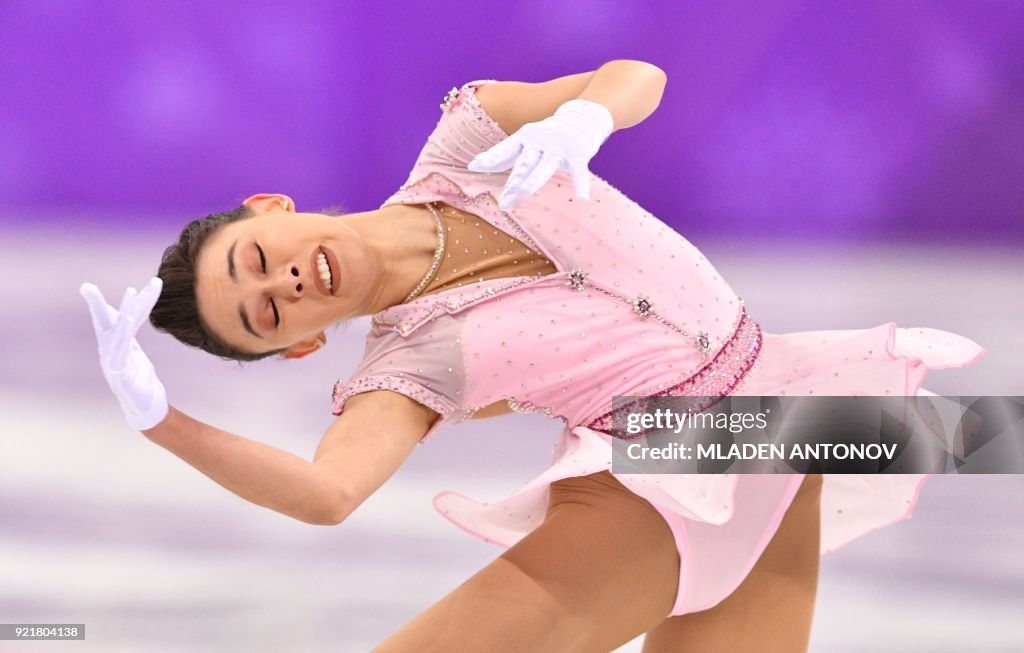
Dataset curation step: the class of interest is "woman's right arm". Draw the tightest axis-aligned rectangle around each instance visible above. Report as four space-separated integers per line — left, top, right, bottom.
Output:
311 390 439 520
142 392 434 526
81 277 433 526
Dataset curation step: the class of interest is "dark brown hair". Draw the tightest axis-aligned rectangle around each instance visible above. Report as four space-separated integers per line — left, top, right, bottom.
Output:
149 204 285 362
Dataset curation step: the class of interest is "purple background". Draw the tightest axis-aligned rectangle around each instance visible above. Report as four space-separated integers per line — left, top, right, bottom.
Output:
2 0 1022 242
3 3 1022 650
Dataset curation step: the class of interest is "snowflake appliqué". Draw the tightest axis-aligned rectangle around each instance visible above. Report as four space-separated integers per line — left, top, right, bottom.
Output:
695 331 712 355
632 294 654 319
565 268 589 291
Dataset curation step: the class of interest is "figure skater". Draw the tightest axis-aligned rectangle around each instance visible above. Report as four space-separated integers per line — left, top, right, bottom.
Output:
80 60 987 652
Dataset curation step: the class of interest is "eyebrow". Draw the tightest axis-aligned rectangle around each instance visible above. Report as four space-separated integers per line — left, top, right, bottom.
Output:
228 239 238 283
228 238 263 339
239 306 262 339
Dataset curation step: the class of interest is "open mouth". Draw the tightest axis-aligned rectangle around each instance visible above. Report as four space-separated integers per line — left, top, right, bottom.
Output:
316 248 333 292
311 245 341 296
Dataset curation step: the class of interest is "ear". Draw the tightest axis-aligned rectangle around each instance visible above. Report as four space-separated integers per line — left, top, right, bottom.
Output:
242 193 296 214
279 332 327 360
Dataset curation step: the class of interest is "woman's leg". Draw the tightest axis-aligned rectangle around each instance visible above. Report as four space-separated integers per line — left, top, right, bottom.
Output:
371 470 681 653
641 473 824 653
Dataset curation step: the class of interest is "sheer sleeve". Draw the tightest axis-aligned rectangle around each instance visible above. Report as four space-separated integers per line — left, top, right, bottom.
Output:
419 79 511 169
329 323 466 444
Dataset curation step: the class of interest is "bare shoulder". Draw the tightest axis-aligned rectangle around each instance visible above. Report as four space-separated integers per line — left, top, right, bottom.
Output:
473 72 595 135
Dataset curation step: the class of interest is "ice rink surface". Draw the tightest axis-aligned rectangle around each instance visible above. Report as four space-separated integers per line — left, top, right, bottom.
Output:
2 225 1021 652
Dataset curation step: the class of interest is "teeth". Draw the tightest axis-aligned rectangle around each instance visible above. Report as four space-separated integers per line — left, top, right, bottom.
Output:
317 252 332 289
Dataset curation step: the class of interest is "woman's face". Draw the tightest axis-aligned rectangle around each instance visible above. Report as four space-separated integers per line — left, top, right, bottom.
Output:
194 194 379 358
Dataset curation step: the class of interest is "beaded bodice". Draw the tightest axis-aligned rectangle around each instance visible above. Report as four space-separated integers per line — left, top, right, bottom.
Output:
416 203 558 299
331 79 763 445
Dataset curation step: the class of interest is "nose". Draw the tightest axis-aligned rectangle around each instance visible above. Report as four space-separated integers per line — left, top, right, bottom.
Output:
273 263 305 299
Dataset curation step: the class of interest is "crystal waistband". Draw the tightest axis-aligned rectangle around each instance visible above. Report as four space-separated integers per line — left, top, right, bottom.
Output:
585 308 763 439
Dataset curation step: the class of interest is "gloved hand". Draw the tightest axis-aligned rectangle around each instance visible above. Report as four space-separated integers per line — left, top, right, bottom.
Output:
80 277 169 431
467 98 615 210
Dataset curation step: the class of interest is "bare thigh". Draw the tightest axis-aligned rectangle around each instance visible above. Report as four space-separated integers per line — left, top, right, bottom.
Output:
371 470 681 653
641 473 824 653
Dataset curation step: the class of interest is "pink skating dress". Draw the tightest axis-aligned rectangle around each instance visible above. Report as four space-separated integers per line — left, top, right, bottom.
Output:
330 80 988 617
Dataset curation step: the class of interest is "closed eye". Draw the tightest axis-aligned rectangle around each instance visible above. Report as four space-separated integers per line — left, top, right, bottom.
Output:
256 242 279 328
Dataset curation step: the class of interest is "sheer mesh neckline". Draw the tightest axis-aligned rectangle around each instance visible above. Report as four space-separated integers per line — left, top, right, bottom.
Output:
411 202 558 301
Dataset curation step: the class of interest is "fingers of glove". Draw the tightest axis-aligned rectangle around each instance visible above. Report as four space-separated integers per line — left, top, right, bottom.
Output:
498 187 520 211
567 159 593 200
104 288 139 372
467 138 522 173
517 150 562 196
499 146 543 209
130 277 163 322
104 311 137 373
80 283 118 334
506 145 542 189
117 286 138 316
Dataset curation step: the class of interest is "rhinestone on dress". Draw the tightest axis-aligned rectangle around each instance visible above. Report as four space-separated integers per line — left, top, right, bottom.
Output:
440 86 461 111
565 267 589 291
401 202 446 304
632 294 654 319
695 331 711 354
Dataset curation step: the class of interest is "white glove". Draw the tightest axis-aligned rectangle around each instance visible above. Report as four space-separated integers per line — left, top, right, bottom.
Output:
80 277 169 431
467 98 614 210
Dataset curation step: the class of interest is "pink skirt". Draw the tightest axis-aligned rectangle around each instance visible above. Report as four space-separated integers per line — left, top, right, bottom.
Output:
431 322 988 616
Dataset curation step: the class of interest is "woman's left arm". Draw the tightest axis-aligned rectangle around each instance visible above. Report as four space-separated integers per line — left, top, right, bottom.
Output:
476 59 667 137
469 59 668 208
576 59 667 131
